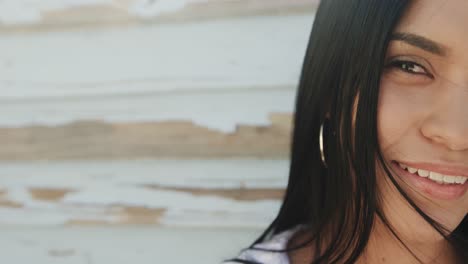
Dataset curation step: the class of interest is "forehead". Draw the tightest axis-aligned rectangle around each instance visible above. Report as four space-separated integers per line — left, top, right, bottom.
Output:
395 0 468 58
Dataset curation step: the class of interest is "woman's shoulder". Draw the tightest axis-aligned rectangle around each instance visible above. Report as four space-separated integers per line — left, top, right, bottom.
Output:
225 225 305 264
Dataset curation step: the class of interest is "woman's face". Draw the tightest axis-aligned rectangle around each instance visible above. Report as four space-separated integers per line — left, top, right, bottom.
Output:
378 0 468 236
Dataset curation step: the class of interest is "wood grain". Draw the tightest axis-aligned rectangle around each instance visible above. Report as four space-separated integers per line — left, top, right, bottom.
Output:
0 1 307 232
0 113 292 160
0 159 288 227
143 185 285 201
0 0 319 32
29 188 75 202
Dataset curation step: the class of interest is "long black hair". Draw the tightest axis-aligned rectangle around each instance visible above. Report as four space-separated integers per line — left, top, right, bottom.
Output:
227 0 467 263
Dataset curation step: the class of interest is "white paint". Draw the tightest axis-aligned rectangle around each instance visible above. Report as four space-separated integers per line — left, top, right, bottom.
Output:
0 226 261 263
0 159 289 189
128 0 207 18
0 15 312 98
0 0 113 25
0 160 287 227
0 159 288 192
0 14 313 131
0 0 210 25
0 88 295 133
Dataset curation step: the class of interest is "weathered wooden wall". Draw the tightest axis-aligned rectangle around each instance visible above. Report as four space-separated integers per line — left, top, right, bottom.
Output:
0 0 317 262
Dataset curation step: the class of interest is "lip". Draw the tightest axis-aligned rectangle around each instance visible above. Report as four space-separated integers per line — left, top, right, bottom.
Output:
391 161 467 201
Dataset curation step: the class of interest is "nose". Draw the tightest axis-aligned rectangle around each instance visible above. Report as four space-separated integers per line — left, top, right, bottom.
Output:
420 89 468 151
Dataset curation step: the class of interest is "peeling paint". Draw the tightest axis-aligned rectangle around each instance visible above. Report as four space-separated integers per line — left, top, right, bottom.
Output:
128 0 207 18
0 0 317 26
0 3 304 232
0 160 287 227
0 0 114 25
0 227 258 263
0 14 311 132
118 206 166 224
0 113 292 160
29 188 75 201
143 184 285 201
0 0 270 25
0 11 306 129
0 200 23 208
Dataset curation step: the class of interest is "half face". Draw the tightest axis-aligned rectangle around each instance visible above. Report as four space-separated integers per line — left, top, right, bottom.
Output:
377 0 468 235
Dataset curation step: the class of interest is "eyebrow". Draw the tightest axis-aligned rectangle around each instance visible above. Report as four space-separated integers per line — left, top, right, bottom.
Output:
390 32 447 56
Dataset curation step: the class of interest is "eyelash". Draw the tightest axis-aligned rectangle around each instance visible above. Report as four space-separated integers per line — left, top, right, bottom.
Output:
387 60 433 78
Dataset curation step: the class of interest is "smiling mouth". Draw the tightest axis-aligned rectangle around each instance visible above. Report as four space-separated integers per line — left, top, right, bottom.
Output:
395 161 467 185
390 160 468 200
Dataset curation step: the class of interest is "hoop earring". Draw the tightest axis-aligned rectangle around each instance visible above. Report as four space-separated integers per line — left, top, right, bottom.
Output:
319 120 328 168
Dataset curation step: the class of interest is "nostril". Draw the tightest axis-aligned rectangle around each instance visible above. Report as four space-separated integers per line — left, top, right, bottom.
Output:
421 125 468 151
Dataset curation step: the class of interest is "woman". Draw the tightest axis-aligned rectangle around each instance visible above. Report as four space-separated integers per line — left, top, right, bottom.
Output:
226 0 467 263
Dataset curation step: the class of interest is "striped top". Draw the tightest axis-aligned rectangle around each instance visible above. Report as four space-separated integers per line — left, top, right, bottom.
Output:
226 226 304 264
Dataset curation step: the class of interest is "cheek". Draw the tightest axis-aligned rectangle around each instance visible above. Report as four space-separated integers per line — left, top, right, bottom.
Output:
377 78 418 151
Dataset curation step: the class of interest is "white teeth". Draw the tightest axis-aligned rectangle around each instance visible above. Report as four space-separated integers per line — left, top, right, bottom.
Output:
443 175 455 184
407 167 418 174
454 176 463 184
397 162 467 185
417 169 429 177
429 171 444 183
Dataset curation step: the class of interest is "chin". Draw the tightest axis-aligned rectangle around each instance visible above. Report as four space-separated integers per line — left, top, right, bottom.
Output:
376 158 467 235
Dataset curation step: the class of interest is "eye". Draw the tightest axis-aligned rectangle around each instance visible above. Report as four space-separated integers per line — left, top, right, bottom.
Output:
387 60 432 77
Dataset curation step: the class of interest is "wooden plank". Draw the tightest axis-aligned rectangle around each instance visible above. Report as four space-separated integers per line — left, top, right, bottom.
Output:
0 112 292 160
0 15 312 99
0 227 261 264
0 4 307 232
1 87 294 131
0 0 319 31
0 159 287 227
0 15 306 135
0 14 306 136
